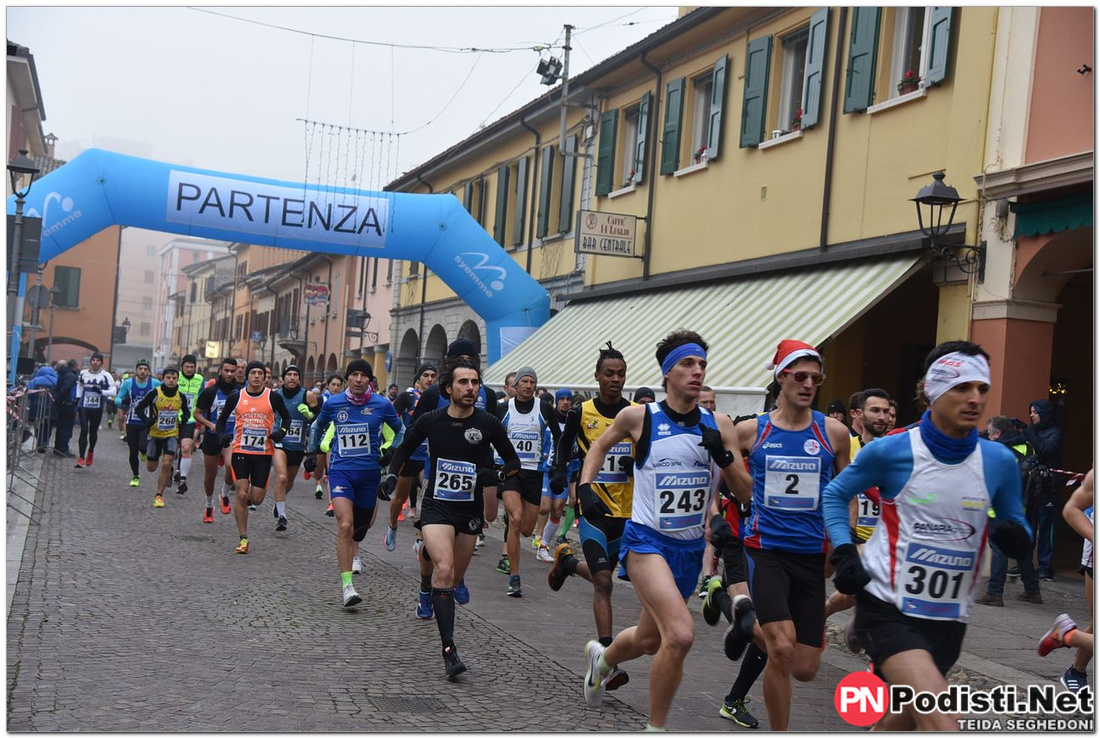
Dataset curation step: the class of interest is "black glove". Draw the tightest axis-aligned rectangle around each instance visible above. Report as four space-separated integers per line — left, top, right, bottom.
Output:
377 473 397 502
578 482 611 518
621 457 635 477
830 543 871 595
477 468 504 488
303 453 317 474
990 520 1032 561
379 446 395 468
549 467 569 495
709 514 736 550
698 426 735 469
219 434 232 449
270 427 286 444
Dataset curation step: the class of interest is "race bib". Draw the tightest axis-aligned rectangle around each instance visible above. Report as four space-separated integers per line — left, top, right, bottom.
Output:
240 427 268 451
81 392 102 410
127 403 143 423
156 410 177 432
655 469 710 532
183 392 197 411
857 493 880 528
337 424 371 458
595 442 633 484
510 429 541 466
763 456 821 511
898 543 976 619
286 420 304 444
434 458 477 502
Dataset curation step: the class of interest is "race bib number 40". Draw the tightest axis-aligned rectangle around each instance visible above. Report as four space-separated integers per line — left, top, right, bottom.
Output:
655 470 710 532
434 458 477 502
511 430 541 465
763 456 822 511
899 543 975 619
337 424 372 457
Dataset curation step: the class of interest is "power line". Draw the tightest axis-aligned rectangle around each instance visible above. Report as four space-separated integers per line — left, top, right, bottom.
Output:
401 51 487 135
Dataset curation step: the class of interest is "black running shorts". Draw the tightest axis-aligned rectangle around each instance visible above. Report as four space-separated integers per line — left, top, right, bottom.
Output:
744 547 826 647
275 447 305 469
721 535 748 586
853 591 967 679
417 498 484 536
501 469 543 507
230 453 273 489
200 432 223 456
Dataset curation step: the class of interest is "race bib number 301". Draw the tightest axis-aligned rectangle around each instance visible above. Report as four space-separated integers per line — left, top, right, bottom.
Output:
434 458 477 502
898 543 974 619
337 424 372 457
763 456 822 511
655 470 710 532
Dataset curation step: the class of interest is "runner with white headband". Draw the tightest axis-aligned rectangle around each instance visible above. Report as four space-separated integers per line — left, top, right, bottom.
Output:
822 340 1032 731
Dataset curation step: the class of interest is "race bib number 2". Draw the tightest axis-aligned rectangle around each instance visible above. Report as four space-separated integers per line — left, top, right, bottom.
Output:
655 470 710 532
763 456 822 511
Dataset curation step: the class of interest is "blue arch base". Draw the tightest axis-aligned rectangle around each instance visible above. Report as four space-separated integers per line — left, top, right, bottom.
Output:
8 149 549 363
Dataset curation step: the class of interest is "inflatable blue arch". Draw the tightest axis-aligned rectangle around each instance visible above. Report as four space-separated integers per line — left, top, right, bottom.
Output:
8 149 550 363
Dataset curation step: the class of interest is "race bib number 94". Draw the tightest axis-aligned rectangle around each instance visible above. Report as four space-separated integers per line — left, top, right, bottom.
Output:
655 470 710 532
434 458 477 502
763 456 822 511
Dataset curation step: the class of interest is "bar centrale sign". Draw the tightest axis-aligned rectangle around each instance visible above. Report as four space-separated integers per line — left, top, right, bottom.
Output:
575 210 640 259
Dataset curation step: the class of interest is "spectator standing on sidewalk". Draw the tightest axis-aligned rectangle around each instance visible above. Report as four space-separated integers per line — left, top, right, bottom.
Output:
1024 399 1063 580
52 360 79 457
976 415 1043 606
27 363 58 451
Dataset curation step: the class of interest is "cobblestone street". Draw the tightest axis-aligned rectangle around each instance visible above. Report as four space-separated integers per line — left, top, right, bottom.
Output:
7 436 1092 731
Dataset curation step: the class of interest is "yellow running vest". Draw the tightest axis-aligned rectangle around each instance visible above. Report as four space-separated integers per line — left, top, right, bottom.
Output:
149 387 184 439
577 399 635 518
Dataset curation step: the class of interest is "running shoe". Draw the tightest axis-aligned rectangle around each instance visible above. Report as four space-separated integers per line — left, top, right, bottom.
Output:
352 556 362 574
532 535 542 551
177 480 188 495
548 543 574 592
583 640 608 707
385 527 397 552
75 457 85 468
702 576 725 626
315 484 323 499
139 452 147 462
275 516 288 532
495 555 510 574
342 584 362 607
1061 667 1089 693
506 574 522 598
443 645 467 680
723 594 757 661
152 495 165 508
536 545 554 563
475 533 485 549
698 574 712 599
234 537 249 554
129 477 140 487
248 504 258 511
220 496 231 514
1039 613 1077 656
174 470 181 484
119 433 126 441
273 505 280 518
606 667 629 691
416 590 434 620
719 697 759 728
325 504 334 517
203 508 214 524
407 507 418 521
85 451 94 467
454 579 470 605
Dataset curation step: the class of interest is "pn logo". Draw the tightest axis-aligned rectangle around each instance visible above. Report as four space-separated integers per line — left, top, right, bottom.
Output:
834 671 888 727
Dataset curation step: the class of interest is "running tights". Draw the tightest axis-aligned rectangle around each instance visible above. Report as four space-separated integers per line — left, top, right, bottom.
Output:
78 409 103 457
125 425 145 477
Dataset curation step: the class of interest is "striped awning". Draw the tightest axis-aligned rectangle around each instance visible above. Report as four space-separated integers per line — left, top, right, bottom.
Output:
483 255 922 412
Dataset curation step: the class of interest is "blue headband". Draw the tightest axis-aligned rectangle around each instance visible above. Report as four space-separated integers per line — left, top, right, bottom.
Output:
660 343 707 375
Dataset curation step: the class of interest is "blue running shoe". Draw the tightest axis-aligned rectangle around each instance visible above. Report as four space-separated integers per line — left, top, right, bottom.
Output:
416 590 433 620
454 579 470 605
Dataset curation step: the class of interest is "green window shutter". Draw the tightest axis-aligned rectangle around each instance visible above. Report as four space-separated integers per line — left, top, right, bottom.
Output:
559 135 577 233
925 7 953 87
512 156 529 246
463 181 474 214
536 145 554 238
595 110 618 196
843 6 881 113
740 37 772 148
707 55 729 159
801 8 830 129
660 77 685 174
494 165 509 245
635 91 651 183
475 178 485 224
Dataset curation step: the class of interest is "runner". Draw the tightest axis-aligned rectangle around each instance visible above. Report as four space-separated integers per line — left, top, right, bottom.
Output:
133 366 190 508
114 359 161 487
216 361 291 554
578 330 747 731
174 354 204 495
497 366 560 597
315 373 347 507
1046 468 1094 692
547 342 634 691
729 339 851 732
534 387 576 562
75 352 117 468
696 386 720 596
193 359 241 522
822 340 1031 731
387 358 520 679
385 362 437 550
307 359 402 606
269 365 320 532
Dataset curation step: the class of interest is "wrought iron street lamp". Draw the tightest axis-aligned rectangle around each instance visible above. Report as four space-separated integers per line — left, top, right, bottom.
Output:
912 172 986 281
8 149 41 382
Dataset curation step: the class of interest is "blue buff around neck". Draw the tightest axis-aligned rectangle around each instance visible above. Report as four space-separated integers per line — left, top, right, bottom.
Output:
918 410 977 463
660 343 706 376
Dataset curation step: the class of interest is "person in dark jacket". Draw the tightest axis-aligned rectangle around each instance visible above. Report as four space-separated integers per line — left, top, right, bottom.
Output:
27 364 58 451
1025 399 1063 580
52 360 79 457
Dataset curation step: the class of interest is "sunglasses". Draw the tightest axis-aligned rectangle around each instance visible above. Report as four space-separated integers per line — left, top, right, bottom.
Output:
780 370 826 386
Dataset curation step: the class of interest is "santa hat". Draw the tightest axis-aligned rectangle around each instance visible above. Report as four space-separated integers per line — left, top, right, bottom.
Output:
766 340 821 377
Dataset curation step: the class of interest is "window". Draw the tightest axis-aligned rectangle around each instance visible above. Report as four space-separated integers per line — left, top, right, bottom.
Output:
493 165 510 245
386 259 393 286
511 157 529 247
142 296 153 310
53 266 81 308
622 107 641 185
690 73 714 158
145 244 156 257
463 179 485 225
595 111 618 195
536 145 559 238
370 258 379 292
559 134 579 233
662 56 727 166
778 29 810 132
890 7 928 99
236 261 247 280
139 322 151 337
144 270 155 284
190 282 197 303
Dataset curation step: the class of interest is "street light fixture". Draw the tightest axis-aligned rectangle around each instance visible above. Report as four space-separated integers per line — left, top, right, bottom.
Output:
912 172 986 282
7 149 42 383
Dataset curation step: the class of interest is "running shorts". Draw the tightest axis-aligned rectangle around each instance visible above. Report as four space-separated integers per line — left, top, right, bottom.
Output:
853 591 967 679
398 458 425 479
744 547 826 647
721 534 748 586
328 467 381 509
180 423 197 442
417 498 484 536
146 436 179 461
502 469 543 507
542 471 569 501
579 513 627 574
231 453 274 489
274 447 305 469
617 520 705 600
200 432 223 456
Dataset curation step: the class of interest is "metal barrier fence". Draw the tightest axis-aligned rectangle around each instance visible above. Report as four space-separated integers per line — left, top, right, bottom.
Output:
6 384 53 522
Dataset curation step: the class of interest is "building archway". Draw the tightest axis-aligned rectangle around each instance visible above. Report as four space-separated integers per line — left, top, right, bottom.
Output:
457 320 482 359
425 324 448 365
396 328 420 389
327 353 338 376
306 355 315 384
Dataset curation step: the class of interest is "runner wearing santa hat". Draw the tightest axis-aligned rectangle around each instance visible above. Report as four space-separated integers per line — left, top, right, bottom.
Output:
726 339 851 731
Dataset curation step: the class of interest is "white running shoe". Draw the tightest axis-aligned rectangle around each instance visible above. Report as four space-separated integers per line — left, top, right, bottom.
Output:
342 584 362 608
583 640 608 707
536 545 554 563
352 556 362 574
